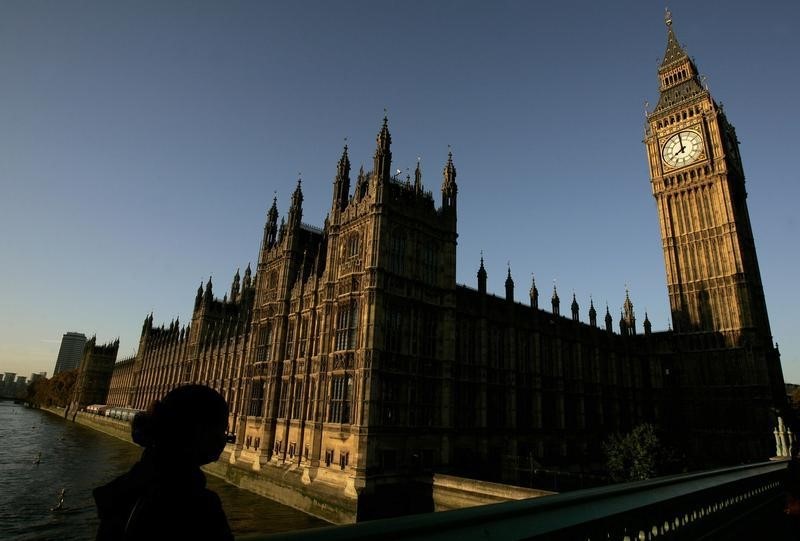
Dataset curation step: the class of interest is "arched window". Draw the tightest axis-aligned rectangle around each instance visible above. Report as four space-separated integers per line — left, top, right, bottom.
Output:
335 300 359 351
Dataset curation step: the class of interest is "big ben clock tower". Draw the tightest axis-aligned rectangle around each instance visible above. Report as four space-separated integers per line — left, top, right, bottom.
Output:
646 10 773 342
645 11 785 453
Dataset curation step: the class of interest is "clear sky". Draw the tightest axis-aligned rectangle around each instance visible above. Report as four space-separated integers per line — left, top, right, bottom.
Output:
1 1 798 382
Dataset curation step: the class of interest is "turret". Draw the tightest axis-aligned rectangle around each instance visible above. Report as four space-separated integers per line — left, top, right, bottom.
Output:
622 289 636 335
571 293 579 321
204 276 213 305
231 268 240 303
442 151 457 210
263 196 279 249
619 311 627 335
605 304 613 332
644 312 652 336
414 158 423 194
243 263 252 289
530 275 539 309
551 284 560 316
195 282 204 310
505 265 514 302
477 255 487 294
589 298 597 327
373 115 392 182
332 145 351 212
287 179 303 230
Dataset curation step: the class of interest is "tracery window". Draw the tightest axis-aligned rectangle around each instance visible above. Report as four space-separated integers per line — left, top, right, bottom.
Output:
347 233 360 258
389 232 405 274
285 319 295 358
335 300 359 351
249 381 264 417
255 324 272 362
278 379 289 418
291 380 304 420
298 316 309 357
328 374 352 424
385 304 403 352
420 241 438 284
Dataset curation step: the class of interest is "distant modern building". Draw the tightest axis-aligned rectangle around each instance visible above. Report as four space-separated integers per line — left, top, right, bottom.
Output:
29 372 46 383
1 372 18 398
53 332 87 375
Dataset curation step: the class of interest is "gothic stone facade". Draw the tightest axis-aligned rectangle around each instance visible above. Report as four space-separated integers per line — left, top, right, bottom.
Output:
72 337 119 410
108 17 785 520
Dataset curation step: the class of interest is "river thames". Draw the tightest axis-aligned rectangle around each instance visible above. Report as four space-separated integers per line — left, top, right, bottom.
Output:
0 401 327 540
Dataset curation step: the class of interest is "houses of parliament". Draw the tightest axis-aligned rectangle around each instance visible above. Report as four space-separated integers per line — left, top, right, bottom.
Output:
99 14 785 520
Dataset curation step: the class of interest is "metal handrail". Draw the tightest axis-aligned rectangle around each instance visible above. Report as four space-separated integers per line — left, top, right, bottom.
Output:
244 460 787 541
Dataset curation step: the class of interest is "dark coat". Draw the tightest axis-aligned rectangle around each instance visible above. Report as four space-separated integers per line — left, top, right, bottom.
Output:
94 449 233 541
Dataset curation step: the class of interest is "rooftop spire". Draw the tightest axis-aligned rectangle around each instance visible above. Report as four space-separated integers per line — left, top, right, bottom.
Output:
373 113 392 181
551 282 560 316
333 143 351 211
288 177 303 228
477 252 487 294
529 274 539 309
505 263 514 302
661 9 688 69
442 149 457 210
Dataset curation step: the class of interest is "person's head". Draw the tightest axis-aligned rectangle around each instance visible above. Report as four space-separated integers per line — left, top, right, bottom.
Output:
132 385 229 465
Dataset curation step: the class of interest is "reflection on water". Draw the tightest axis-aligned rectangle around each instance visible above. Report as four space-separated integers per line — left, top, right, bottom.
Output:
0 401 327 540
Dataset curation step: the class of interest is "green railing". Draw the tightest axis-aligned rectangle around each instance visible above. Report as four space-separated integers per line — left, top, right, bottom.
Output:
246 461 787 541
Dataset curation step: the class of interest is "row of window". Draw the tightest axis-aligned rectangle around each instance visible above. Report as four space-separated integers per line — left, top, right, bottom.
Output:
384 304 438 356
249 374 353 424
255 300 359 364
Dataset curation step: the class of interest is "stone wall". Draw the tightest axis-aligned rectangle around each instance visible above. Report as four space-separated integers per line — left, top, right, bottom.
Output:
431 473 554 512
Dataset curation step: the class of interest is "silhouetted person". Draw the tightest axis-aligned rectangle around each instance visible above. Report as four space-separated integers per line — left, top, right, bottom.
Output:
93 385 233 540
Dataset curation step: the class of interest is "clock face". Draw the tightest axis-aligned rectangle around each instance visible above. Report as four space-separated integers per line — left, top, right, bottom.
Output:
662 130 703 168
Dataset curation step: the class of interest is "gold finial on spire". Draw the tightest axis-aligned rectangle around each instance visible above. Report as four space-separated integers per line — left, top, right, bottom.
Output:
665 7 672 27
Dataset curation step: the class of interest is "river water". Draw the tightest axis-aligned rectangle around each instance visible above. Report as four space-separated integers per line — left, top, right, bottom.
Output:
0 401 327 540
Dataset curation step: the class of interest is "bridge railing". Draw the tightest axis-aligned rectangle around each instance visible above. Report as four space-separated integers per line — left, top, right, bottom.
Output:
246 460 787 541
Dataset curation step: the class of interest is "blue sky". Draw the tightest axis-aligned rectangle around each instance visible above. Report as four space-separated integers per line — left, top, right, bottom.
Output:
1 1 799 382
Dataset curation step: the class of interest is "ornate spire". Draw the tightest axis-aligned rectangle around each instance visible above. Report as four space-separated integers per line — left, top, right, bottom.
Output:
529 274 539 309
623 288 636 334
442 149 457 209
477 253 487 294
589 297 597 327
288 178 303 228
505 264 514 302
243 263 252 289
571 292 579 321
605 304 613 332
263 195 279 248
204 276 213 303
231 268 241 303
551 283 560 316
195 281 204 307
655 9 703 111
644 311 652 336
414 158 422 193
373 114 392 181
333 144 351 211
660 8 688 69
